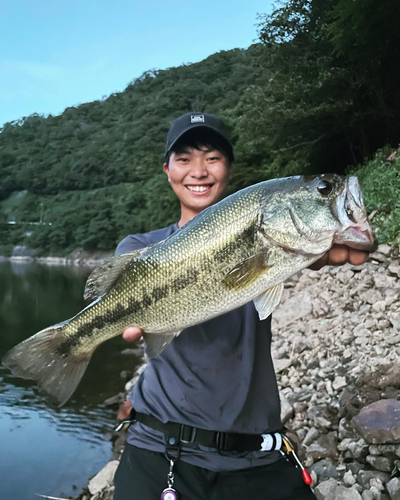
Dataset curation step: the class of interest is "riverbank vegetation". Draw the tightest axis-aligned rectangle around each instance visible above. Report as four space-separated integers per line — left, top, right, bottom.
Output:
1 0 399 255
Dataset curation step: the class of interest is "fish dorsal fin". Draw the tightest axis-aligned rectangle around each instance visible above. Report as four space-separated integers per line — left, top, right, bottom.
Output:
84 249 146 301
222 251 271 291
143 331 182 358
253 283 284 320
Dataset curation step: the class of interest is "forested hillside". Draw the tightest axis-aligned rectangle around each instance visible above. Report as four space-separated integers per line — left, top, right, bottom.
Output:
1 0 399 255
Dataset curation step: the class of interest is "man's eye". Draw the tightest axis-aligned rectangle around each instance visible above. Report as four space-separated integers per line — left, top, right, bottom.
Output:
207 156 220 161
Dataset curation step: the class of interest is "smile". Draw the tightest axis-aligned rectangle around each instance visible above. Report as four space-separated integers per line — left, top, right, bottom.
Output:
186 185 213 193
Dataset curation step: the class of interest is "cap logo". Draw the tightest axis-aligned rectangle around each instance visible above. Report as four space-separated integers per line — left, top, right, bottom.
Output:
191 115 205 123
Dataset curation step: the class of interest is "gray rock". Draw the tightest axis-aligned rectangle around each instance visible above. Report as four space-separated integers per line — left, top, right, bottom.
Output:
352 400 400 444
365 455 393 472
314 478 338 499
362 491 374 500
333 376 347 391
343 470 356 486
280 394 294 424
370 477 385 491
88 460 119 495
369 487 383 500
273 357 292 373
347 439 369 459
387 477 400 500
347 462 364 475
303 427 320 446
377 244 392 257
309 459 339 482
307 433 338 460
315 478 363 500
357 471 390 489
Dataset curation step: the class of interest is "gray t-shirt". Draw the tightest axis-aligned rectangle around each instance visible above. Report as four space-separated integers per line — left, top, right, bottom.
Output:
116 223 282 471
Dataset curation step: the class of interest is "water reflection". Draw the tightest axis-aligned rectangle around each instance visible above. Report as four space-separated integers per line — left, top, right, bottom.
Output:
0 261 142 500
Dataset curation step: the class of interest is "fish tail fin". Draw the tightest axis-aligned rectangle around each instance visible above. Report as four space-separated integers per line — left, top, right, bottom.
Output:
2 321 92 406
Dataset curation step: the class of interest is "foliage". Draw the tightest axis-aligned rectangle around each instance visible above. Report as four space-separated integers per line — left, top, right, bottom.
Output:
1 0 400 252
350 148 400 244
228 0 400 175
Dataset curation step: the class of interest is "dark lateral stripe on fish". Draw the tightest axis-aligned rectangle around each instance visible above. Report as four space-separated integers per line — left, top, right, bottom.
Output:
171 268 199 292
57 268 200 355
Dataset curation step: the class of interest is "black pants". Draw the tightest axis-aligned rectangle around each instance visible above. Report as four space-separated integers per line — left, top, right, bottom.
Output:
114 444 317 500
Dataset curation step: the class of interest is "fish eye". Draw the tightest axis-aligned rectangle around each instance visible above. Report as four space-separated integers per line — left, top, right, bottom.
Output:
317 180 333 195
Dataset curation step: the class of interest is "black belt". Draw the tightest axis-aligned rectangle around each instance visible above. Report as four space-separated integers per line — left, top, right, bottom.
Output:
115 409 284 453
115 409 314 486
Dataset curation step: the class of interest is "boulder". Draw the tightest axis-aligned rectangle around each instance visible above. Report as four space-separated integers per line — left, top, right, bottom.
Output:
352 400 400 444
88 460 119 496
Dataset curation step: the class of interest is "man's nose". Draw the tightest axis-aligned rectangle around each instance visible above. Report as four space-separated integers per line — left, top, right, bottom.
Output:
190 160 208 177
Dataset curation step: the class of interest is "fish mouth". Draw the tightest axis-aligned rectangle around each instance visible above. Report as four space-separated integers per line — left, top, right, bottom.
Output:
335 226 378 252
333 176 378 252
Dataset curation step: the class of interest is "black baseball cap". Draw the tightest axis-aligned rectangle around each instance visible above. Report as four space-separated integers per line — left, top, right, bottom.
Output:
165 112 232 156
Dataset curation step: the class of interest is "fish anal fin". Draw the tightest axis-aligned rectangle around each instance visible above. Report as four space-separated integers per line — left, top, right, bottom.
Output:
253 283 284 320
143 331 181 358
222 252 271 291
84 249 147 302
2 321 92 406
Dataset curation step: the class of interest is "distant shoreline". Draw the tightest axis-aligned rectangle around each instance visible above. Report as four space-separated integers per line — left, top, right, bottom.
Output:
0 249 113 267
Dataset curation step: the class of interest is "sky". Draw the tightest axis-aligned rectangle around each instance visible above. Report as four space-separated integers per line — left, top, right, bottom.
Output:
0 0 274 128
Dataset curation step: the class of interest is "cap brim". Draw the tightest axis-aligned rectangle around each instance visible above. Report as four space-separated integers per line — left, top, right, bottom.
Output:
166 123 231 156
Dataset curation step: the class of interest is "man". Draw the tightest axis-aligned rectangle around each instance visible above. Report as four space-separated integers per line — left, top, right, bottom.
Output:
113 112 368 500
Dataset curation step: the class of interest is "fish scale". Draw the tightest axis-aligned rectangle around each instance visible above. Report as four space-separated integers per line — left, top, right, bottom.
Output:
2 174 376 405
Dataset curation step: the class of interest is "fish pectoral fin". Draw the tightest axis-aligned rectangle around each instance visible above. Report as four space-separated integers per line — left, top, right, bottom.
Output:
143 331 182 358
253 283 284 320
84 249 147 301
222 252 271 291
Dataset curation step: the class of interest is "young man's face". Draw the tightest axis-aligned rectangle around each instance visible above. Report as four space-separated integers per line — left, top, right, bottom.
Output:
163 145 232 219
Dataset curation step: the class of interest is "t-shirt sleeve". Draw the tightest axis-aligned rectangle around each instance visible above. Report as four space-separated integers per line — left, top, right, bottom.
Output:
115 234 149 255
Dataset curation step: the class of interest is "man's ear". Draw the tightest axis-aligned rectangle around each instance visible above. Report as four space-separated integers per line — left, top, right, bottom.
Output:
163 162 171 183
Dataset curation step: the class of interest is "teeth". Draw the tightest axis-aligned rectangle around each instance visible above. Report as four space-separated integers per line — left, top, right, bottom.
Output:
187 185 211 192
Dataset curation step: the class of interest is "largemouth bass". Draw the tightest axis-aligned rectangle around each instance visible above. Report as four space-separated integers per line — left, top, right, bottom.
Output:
3 175 376 405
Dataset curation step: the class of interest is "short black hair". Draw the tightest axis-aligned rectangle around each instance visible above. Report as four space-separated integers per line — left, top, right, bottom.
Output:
165 128 234 166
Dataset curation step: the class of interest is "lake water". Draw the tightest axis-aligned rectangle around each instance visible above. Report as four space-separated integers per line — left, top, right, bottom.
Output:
0 261 142 500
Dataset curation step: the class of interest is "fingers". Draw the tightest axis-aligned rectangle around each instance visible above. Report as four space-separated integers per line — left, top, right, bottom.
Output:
348 248 369 266
117 399 132 420
308 245 370 270
122 327 143 342
327 245 369 266
326 244 349 266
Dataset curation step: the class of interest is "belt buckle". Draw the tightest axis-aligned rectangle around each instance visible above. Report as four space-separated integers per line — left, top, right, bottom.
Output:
216 432 227 451
180 425 197 444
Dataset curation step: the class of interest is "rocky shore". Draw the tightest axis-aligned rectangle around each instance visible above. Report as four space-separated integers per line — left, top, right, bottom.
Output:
73 243 400 500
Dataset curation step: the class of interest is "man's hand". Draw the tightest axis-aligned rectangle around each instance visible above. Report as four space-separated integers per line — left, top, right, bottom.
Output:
122 327 143 342
117 398 133 420
117 328 143 421
309 244 369 270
